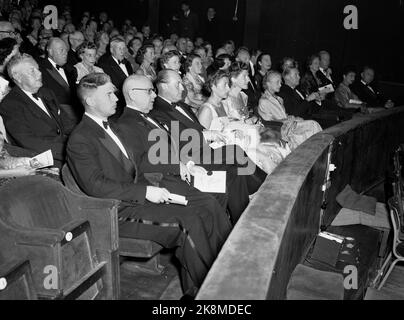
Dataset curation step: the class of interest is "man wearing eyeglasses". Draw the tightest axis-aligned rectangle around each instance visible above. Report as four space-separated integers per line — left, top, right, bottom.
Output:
0 21 37 57
67 73 231 298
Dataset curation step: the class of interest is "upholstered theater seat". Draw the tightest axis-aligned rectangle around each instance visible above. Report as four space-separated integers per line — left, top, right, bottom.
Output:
61 164 164 275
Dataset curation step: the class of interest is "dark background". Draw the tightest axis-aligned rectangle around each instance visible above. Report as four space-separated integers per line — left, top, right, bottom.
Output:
47 0 404 83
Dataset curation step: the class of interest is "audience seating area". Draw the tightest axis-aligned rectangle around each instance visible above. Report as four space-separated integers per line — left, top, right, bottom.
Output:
0 2 404 300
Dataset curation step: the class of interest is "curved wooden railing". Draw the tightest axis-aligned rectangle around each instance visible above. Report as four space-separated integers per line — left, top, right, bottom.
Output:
197 106 404 300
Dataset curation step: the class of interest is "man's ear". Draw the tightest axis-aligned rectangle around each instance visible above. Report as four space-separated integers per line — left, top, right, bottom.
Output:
85 95 94 107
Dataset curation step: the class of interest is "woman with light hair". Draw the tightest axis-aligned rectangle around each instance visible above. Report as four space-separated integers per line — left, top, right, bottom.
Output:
198 70 290 174
74 41 104 83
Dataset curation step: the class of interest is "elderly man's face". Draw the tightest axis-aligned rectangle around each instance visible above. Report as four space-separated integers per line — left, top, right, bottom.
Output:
70 32 84 49
237 50 250 64
111 41 126 61
286 68 300 87
130 78 157 113
362 68 375 84
16 59 43 93
49 40 68 66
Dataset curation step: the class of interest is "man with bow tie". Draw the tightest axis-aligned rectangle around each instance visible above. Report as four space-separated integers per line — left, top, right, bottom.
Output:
67 72 231 298
0 54 72 167
37 37 80 127
352 66 394 109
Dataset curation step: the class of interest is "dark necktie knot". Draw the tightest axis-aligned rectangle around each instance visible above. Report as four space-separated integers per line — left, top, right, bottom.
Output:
118 59 124 65
32 93 40 100
102 120 109 130
56 64 63 70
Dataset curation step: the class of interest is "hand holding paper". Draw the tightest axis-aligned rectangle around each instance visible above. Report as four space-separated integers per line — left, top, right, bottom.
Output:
167 193 188 206
30 150 54 169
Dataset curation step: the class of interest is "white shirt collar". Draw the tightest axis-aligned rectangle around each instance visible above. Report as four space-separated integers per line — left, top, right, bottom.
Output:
361 79 368 86
158 95 175 106
112 56 122 65
0 77 9 87
126 104 143 113
48 58 61 69
85 112 108 128
21 88 38 99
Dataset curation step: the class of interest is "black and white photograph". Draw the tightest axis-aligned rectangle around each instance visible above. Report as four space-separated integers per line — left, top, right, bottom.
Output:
0 0 404 308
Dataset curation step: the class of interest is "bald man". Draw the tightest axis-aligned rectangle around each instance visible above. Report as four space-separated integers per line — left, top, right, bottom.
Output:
38 37 80 126
67 73 231 297
117 75 238 214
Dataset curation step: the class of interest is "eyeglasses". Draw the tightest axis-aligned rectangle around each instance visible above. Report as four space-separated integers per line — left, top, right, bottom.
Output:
0 31 18 35
131 88 156 94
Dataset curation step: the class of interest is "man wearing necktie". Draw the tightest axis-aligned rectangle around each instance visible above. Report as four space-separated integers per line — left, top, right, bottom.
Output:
0 54 70 167
67 73 231 298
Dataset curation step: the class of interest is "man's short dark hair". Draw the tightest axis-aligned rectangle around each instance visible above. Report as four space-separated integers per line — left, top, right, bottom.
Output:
77 73 111 107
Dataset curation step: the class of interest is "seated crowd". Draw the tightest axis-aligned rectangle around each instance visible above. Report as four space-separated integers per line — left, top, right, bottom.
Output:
0 2 397 298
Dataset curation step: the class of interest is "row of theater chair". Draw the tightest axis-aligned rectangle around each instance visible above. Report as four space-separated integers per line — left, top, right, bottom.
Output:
0 166 165 300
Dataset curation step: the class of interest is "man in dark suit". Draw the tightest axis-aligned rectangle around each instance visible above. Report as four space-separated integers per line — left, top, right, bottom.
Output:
351 66 394 109
117 74 252 224
0 54 73 167
317 50 335 88
67 31 84 68
97 37 133 92
278 67 320 119
67 73 231 297
37 37 80 126
97 36 133 118
178 1 199 40
150 70 267 223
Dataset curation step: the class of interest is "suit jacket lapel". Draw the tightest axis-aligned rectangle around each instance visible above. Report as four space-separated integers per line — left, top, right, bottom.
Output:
83 116 135 175
15 87 58 125
110 56 129 79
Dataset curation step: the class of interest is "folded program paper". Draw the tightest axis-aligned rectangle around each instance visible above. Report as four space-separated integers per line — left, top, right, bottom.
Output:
167 193 188 206
30 150 54 169
193 171 226 193
318 84 335 94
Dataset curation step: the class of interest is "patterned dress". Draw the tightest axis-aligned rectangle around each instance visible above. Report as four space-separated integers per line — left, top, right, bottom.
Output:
200 102 290 174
